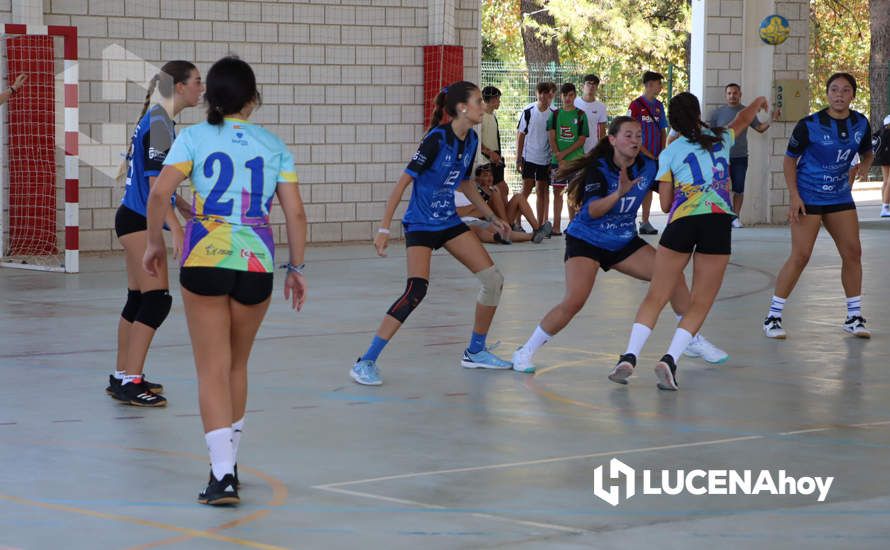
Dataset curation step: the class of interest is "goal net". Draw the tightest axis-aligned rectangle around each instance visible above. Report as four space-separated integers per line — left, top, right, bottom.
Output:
0 24 78 273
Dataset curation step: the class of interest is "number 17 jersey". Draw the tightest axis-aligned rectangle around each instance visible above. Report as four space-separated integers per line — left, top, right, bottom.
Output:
164 118 298 272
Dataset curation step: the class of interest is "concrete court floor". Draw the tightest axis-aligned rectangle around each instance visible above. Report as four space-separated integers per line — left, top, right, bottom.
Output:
1 202 890 550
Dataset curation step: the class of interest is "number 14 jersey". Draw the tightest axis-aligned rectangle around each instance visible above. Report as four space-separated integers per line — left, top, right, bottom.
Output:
165 118 298 272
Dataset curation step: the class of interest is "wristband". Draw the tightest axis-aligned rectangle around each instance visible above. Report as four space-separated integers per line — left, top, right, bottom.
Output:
377 227 391 234
281 262 305 274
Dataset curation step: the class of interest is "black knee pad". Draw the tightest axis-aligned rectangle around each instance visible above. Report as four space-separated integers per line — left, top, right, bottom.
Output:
121 289 142 323
386 277 428 323
135 289 172 329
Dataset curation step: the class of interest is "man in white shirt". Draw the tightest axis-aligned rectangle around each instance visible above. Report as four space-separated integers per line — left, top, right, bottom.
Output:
517 81 556 231
574 74 608 152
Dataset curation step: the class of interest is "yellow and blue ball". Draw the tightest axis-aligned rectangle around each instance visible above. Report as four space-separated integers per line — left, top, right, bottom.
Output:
759 14 791 45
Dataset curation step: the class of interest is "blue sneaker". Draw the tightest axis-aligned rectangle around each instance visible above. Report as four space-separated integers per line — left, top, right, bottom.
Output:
461 347 513 370
350 358 382 386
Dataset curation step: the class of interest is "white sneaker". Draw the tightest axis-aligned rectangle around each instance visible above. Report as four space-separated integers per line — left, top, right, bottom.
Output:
763 316 786 339
731 218 743 228
881 206 890 218
682 334 729 364
843 316 871 338
511 346 536 373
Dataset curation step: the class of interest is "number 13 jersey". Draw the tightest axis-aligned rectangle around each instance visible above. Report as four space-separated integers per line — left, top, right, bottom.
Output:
164 118 298 272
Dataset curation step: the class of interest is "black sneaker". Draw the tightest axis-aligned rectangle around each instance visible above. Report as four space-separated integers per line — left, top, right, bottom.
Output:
209 463 240 489
141 375 164 394
113 380 167 407
639 221 659 235
493 232 512 245
654 354 679 391
608 353 636 384
108 374 163 395
106 374 121 396
198 472 239 506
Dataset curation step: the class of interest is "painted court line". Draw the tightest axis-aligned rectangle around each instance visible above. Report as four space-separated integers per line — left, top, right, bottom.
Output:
318 486 590 535
314 435 764 489
317 419 890 490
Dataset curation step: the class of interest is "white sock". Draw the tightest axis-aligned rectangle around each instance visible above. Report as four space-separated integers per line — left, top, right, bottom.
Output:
114 370 125 380
666 328 694 363
205 427 235 481
846 295 862 318
625 323 652 357
231 417 245 463
121 374 141 386
768 295 786 319
522 325 552 356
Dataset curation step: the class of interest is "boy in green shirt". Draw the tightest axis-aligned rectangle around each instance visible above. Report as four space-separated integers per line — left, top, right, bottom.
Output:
547 83 589 234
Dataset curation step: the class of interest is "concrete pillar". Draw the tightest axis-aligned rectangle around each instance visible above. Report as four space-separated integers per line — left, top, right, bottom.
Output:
689 0 809 225
12 0 43 25
428 0 456 45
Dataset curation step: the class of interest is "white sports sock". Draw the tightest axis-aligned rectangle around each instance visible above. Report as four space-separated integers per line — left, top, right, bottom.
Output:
121 374 141 386
846 295 862 318
114 370 125 380
231 417 245 462
768 295 786 319
205 427 235 481
625 323 652 357
522 325 552 356
666 328 694 363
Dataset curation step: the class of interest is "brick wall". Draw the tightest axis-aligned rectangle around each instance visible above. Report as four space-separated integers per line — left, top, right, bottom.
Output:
2 0 480 251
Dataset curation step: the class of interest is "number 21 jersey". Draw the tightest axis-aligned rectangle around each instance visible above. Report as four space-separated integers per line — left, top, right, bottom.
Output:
164 118 298 272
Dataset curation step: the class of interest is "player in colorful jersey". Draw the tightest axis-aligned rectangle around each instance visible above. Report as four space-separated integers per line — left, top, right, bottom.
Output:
143 57 308 506
763 73 874 339
627 71 668 235
612 92 768 391
350 81 513 386
110 61 202 407
511 117 727 374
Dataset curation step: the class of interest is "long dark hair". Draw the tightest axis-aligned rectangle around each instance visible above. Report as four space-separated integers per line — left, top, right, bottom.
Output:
668 92 724 151
204 56 262 126
562 116 639 210
428 81 479 132
117 60 197 182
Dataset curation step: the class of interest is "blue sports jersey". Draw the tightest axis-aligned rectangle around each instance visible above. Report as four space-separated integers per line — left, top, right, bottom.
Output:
164 118 298 272
402 124 477 232
566 155 658 250
787 109 872 205
121 104 175 216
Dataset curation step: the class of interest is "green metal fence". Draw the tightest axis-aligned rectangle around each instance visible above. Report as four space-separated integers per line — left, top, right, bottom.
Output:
480 61 682 191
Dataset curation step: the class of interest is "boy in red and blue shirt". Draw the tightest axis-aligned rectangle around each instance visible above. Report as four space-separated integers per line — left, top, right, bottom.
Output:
627 71 668 234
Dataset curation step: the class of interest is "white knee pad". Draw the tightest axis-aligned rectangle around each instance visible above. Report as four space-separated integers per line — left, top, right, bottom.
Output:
475 266 504 306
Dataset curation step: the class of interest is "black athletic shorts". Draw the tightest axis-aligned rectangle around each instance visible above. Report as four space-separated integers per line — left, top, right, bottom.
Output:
564 234 648 271
659 213 733 255
804 202 856 215
115 205 147 238
180 267 273 305
521 160 550 182
404 223 470 250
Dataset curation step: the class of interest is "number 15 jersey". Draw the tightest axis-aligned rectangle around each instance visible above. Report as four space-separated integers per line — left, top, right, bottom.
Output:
164 118 298 272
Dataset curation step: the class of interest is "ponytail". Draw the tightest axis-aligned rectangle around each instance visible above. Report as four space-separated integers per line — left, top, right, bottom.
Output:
426 81 479 134
117 74 159 182
668 92 724 152
428 90 447 132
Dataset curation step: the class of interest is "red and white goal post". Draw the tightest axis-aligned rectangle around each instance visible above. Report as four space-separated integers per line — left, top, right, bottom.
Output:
0 24 78 273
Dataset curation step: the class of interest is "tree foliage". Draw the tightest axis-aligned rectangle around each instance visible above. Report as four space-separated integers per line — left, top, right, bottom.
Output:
482 0 690 109
809 0 871 113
